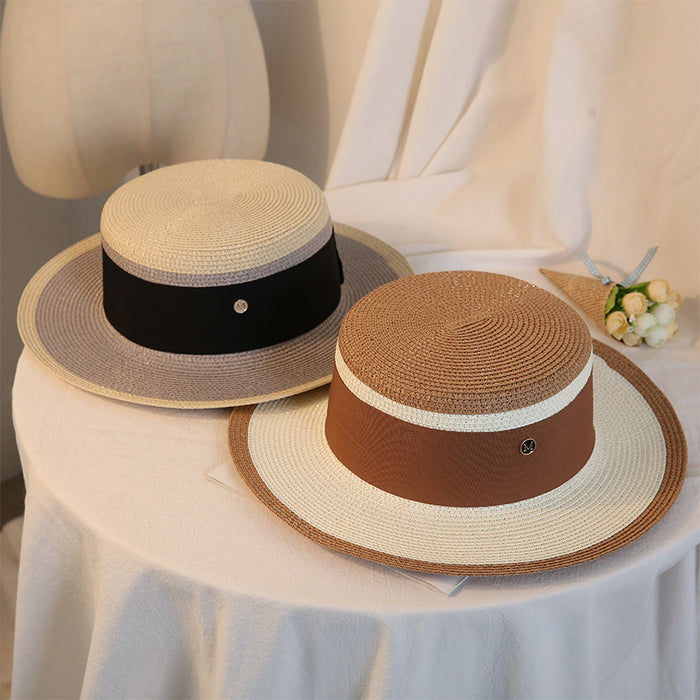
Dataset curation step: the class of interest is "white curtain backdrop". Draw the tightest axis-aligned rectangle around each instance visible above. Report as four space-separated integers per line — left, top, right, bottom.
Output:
325 0 699 292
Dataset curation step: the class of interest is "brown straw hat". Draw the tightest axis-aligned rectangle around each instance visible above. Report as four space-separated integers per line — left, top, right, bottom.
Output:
229 271 686 575
17 160 412 408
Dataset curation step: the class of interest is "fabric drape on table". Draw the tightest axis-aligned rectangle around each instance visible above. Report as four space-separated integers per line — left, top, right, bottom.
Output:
9 351 700 699
325 0 698 291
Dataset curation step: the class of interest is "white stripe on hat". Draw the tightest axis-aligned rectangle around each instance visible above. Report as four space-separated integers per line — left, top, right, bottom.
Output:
334 345 594 432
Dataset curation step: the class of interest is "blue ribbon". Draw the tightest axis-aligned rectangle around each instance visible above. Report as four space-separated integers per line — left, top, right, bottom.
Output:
577 247 658 287
577 252 612 285
619 247 658 286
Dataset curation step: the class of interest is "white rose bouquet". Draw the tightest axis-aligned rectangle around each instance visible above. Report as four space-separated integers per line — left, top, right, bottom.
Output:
541 255 682 349
604 280 681 347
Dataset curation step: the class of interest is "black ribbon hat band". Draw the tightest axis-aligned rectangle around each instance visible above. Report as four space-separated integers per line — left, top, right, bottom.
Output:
102 231 345 354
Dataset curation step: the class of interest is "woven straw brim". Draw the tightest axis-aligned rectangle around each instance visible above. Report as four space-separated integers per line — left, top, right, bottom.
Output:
229 341 686 575
17 223 412 408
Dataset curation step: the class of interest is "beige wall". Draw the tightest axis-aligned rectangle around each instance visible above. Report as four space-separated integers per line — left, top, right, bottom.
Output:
0 0 377 482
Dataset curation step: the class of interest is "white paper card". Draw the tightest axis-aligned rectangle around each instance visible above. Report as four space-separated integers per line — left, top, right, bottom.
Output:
209 461 468 596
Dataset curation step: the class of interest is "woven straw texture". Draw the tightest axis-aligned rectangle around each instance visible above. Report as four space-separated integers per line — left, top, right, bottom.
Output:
338 271 591 415
101 160 331 282
334 345 593 432
540 269 615 330
229 341 686 575
17 223 412 408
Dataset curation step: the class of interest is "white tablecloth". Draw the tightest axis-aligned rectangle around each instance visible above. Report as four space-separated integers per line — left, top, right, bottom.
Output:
10 266 700 698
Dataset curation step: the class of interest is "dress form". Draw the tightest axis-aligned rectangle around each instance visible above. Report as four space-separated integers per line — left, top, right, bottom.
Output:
0 0 269 198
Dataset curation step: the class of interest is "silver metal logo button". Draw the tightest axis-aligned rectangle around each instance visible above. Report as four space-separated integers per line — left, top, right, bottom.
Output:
520 439 536 455
233 299 249 314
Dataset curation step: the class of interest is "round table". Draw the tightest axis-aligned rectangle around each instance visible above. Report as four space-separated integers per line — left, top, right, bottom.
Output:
10 333 700 698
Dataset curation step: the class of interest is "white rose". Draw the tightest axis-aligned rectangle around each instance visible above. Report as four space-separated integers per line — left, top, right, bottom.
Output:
651 303 675 327
622 331 642 347
633 313 658 337
667 290 682 310
621 292 647 317
644 325 668 348
605 310 629 340
665 322 679 340
647 279 671 303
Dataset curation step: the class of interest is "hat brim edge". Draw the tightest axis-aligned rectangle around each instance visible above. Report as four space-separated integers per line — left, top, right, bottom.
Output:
228 340 687 576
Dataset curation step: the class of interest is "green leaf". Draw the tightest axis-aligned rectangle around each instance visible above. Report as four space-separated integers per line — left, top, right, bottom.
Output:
604 286 619 316
619 282 649 295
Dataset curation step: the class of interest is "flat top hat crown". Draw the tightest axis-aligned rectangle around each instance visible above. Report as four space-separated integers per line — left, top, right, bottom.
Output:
328 271 595 507
337 271 592 416
101 159 331 283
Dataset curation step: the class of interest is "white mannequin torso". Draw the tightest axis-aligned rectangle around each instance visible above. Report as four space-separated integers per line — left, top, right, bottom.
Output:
1 0 269 198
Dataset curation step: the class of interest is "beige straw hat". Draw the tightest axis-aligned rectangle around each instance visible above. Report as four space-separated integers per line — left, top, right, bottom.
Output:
229 271 686 575
17 159 412 408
